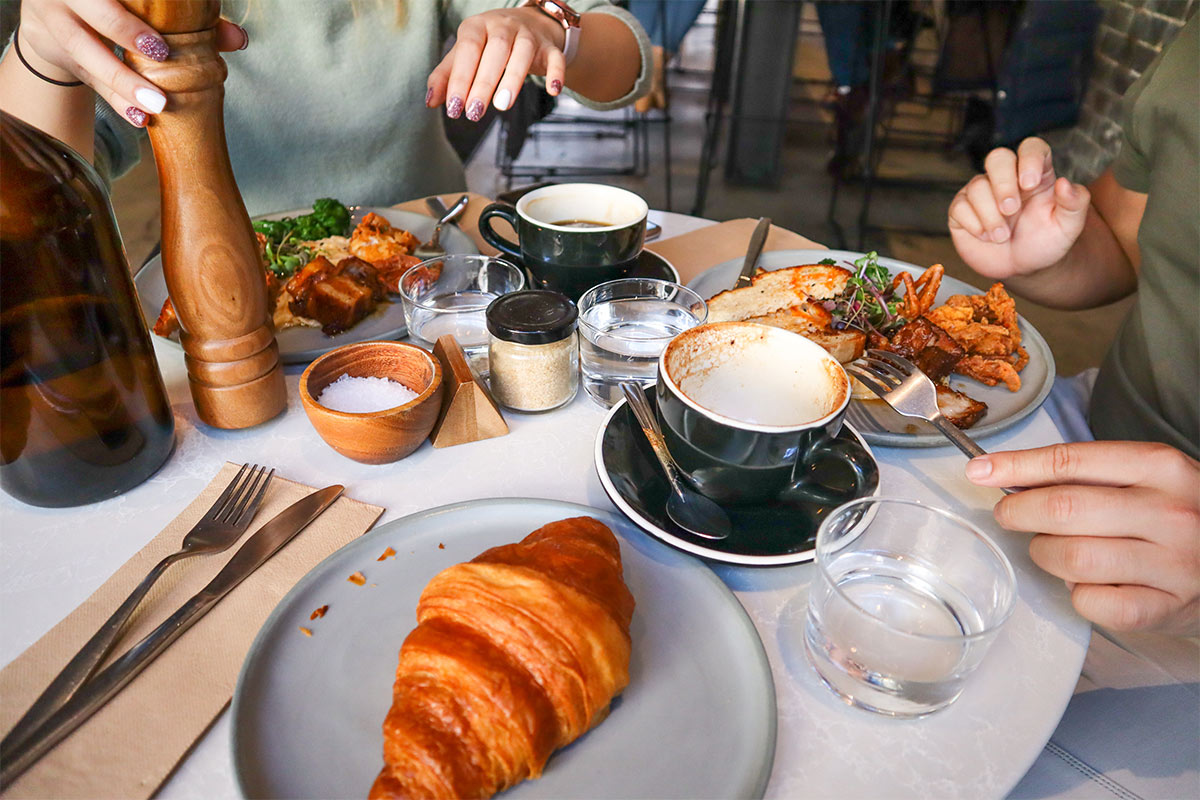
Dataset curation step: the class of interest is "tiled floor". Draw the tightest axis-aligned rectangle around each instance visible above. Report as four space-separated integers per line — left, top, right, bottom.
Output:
112 8 1131 377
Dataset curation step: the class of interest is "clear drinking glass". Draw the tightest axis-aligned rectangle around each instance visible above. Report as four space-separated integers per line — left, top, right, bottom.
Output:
804 497 1017 717
399 255 525 363
577 278 707 408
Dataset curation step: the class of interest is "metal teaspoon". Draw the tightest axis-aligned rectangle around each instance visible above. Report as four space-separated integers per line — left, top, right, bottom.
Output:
414 194 470 259
620 381 732 541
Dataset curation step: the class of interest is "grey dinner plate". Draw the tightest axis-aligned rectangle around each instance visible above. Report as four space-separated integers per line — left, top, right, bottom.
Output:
688 249 1056 448
134 206 478 365
231 498 776 800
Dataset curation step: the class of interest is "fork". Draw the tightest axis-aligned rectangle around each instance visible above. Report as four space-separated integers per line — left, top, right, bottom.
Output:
0 464 273 755
846 350 1018 493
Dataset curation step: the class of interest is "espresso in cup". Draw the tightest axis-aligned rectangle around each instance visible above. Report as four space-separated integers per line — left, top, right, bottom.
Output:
478 183 648 300
656 321 873 505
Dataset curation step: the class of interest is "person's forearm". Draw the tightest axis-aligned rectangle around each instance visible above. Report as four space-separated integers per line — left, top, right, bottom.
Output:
0 38 95 160
563 13 641 102
1001 204 1139 309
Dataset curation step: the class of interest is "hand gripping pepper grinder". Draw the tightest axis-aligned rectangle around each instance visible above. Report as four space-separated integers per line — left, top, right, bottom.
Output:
121 0 286 428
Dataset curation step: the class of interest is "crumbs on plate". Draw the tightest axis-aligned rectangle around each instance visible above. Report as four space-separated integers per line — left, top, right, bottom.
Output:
377 546 396 561
310 605 329 620
348 571 366 586
299 627 313 637
438 543 445 550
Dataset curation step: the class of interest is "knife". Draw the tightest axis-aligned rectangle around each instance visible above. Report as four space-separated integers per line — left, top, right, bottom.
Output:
735 217 772 289
0 484 344 789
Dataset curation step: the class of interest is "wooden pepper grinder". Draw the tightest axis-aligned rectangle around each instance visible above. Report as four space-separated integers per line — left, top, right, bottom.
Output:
122 0 286 429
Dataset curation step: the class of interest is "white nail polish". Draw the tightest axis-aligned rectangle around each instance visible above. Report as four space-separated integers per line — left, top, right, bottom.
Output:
493 88 512 111
135 88 166 114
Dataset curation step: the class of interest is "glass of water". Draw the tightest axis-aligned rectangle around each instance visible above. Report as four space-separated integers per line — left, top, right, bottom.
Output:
577 278 707 408
805 497 1016 717
399 255 525 365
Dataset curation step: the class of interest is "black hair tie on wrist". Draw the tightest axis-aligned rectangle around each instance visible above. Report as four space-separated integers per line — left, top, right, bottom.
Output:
12 23 85 87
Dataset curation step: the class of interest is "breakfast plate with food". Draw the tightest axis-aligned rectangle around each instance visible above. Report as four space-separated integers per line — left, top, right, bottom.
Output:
688 249 1055 447
134 202 479 365
231 499 775 800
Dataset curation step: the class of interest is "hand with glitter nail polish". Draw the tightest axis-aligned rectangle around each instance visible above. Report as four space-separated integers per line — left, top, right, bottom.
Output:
0 0 249 143
426 5 643 121
3 1 653 224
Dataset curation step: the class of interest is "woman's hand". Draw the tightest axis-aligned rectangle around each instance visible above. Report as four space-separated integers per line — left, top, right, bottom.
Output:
17 0 247 126
966 441 1200 635
948 137 1092 281
426 7 567 122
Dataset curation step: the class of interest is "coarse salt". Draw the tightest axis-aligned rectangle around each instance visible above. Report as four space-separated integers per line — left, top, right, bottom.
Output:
317 374 418 413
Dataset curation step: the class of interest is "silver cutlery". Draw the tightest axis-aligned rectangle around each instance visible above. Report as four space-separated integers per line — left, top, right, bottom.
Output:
414 194 469 259
620 381 732 541
846 350 1019 493
734 216 772 289
0 484 345 789
0 464 272 758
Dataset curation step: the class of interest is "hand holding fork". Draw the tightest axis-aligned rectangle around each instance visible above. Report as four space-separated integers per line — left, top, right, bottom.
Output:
846 350 1019 493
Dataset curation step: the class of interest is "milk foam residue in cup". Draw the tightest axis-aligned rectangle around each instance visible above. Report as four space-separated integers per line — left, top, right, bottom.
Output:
683 359 835 426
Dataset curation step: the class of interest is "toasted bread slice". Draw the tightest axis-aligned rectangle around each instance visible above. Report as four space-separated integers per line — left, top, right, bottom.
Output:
740 309 866 363
707 265 852 322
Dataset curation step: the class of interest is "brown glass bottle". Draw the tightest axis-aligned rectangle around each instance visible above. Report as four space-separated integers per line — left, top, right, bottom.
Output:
1 111 174 507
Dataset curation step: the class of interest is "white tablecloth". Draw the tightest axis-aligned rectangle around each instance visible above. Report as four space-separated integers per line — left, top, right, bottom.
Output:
2 211 1194 799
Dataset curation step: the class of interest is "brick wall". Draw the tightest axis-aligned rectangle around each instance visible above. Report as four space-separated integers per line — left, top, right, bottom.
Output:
1052 0 1197 184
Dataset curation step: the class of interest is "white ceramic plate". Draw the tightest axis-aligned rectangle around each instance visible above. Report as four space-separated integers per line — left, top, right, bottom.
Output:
134 206 479 365
688 249 1056 448
231 498 776 800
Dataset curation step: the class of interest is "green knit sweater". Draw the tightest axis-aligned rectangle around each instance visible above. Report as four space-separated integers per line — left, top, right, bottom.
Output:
96 0 650 215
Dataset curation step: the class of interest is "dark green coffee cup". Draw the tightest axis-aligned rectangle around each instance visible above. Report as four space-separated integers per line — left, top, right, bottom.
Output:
656 321 875 506
478 183 648 300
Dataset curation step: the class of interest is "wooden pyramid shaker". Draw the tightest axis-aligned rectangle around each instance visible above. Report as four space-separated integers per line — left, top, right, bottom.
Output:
121 0 286 429
430 336 508 448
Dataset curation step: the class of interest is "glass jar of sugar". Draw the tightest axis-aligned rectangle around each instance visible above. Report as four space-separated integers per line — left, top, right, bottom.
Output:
486 291 579 412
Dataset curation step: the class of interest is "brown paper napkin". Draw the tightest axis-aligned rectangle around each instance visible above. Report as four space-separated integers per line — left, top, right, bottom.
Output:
646 217 827 283
0 464 383 800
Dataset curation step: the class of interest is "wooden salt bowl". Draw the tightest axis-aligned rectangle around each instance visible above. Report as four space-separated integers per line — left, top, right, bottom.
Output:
300 341 443 464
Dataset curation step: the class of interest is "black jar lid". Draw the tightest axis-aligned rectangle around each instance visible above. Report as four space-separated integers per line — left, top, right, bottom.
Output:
487 290 578 345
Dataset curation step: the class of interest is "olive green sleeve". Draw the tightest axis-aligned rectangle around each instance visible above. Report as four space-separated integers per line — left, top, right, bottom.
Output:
1109 50 1166 194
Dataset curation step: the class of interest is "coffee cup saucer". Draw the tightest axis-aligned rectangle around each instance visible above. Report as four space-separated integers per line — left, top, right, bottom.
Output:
519 250 679 292
593 391 880 566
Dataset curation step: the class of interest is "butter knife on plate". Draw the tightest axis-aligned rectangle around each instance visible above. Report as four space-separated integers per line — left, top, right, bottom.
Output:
734 217 772 289
0 484 344 789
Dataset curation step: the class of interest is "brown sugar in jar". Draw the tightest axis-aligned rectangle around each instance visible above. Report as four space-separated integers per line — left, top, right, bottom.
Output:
486 291 579 412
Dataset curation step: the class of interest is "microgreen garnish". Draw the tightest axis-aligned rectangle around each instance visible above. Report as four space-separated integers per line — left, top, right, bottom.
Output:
821 251 906 335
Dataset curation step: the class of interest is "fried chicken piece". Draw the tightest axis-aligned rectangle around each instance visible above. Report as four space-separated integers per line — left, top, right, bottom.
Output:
152 298 179 337
923 303 974 332
349 212 421 274
1010 346 1029 372
982 282 1021 345
948 322 1014 357
957 355 1022 392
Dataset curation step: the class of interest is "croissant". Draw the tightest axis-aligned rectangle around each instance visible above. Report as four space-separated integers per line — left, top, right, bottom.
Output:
370 516 636 800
